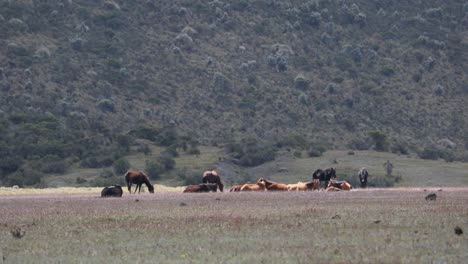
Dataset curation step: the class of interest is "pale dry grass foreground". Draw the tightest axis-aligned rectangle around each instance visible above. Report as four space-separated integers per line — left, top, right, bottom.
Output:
0 188 467 263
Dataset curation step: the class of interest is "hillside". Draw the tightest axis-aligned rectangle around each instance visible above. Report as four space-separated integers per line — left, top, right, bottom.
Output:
0 0 467 186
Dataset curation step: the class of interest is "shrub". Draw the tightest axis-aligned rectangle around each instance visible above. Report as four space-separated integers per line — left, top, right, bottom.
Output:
158 153 175 171
227 138 276 167
368 131 389 151
419 147 440 160
294 74 310 90
97 99 115 112
177 169 201 185
307 143 327 157
306 12 321 26
213 72 231 92
113 158 130 175
145 160 164 180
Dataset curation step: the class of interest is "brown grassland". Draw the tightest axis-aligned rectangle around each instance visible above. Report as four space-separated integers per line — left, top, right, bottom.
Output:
0 187 467 263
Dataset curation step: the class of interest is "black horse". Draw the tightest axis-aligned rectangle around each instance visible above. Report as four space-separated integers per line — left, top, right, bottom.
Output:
202 170 224 192
312 168 336 188
101 185 123 197
358 167 369 188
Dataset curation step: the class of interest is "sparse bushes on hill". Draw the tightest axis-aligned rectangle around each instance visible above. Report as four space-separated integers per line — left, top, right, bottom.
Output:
294 74 310 90
226 138 276 167
368 131 389 152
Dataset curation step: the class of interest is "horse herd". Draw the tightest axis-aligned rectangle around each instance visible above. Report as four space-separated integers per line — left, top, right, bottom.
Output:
101 168 370 197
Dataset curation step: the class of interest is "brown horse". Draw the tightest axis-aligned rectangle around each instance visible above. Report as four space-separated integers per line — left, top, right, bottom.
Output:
239 181 266 191
229 184 243 192
183 183 218 193
124 171 154 194
101 185 123 197
287 179 320 191
257 177 288 191
202 170 224 192
327 180 353 191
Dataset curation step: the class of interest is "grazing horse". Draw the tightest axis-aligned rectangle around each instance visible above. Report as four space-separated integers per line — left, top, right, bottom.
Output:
257 177 288 191
327 180 353 191
239 181 266 191
287 179 320 191
124 170 155 194
312 168 337 188
101 185 123 197
358 167 369 188
202 170 224 192
183 183 218 193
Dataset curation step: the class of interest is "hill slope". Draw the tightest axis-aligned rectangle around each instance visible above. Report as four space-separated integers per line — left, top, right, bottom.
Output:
0 0 467 184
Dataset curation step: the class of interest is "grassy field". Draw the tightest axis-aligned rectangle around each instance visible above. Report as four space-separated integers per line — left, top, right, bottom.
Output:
42 147 468 188
0 188 466 263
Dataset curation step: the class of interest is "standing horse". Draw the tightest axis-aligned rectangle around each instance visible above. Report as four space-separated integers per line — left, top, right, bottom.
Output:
202 170 224 192
124 171 154 194
312 168 336 188
358 167 369 188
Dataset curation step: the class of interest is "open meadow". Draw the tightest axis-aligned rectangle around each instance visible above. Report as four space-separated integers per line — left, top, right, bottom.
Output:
0 187 467 263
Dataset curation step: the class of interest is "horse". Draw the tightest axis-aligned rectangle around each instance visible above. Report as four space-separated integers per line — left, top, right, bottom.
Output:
229 184 243 192
327 180 353 191
312 168 336 188
124 170 155 194
257 177 288 191
101 185 123 197
202 170 224 192
287 179 320 191
183 183 218 193
239 181 266 191
358 167 369 188
325 186 342 192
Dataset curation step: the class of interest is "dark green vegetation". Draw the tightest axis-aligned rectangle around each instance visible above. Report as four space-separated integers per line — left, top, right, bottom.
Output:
0 189 467 263
0 0 467 186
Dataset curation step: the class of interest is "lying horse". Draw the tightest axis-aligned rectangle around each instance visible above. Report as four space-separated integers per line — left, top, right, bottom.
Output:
229 184 243 192
239 181 266 191
312 168 336 188
287 179 320 191
124 170 155 194
183 183 218 193
257 177 288 191
327 180 353 191
101 185 123 197
358 167 369 188
202 170 224 192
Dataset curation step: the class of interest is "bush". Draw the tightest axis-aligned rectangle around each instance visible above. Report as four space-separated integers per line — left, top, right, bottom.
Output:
419 147 440 160
113 158 130 175
158 153 175 171
368 131 389 151
177 169 201 185
307 144 327 157
145 160 164 180
294 74 310 90
227 138 276 167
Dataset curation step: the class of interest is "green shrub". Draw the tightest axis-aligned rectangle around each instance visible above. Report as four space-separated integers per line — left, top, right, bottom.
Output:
227 138 276 167
113 158 130 175
368 131 389 152
419 147 440 160
294 74 310 90
145 160 164 180
307 145 326 157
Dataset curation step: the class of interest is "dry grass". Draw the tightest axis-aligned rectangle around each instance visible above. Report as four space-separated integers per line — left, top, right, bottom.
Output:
0 188 467 263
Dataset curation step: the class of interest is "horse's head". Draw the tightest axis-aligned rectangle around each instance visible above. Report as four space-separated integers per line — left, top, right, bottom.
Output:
148 184 155 193
257 180 266 190
359 168 368 187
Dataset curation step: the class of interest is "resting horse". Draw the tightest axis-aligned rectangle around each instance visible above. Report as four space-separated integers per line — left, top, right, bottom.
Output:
312 168 336 188
287 179 320 191
229 184 243 192
202 170 224 192
327 180 353 191
183 183 218 193
257 177 288 191
101 185 123 197
124 170 154 194
358 167 369 188
239 181 266 191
